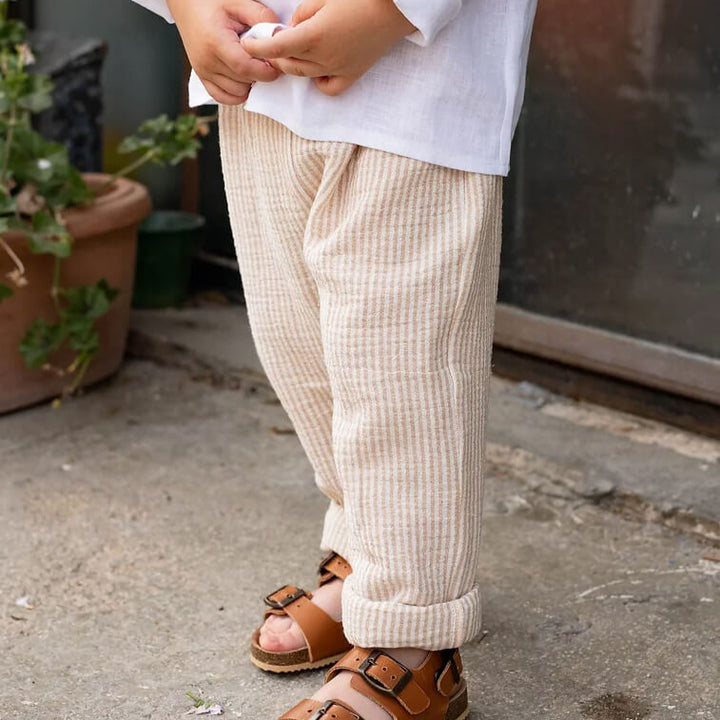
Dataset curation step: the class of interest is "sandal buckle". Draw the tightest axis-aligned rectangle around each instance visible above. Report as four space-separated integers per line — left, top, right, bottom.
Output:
264 585 307 610
318 551 339 574
309 700 360 720
358 650 413 698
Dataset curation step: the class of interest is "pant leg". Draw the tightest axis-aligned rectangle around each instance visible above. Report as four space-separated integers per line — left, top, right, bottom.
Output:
302 146 503 650
218 106 350 558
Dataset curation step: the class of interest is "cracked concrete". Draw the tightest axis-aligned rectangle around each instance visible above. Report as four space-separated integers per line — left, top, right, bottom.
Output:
130 305 720 543
1 302 718 719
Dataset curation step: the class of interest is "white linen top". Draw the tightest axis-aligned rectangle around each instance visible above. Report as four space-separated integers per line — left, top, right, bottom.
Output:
132 0 537 175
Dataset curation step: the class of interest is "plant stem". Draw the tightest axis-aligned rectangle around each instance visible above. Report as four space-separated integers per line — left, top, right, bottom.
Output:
64 354 92 398
0 105 17 188
50 255 61 312
94 149 157 195
0 235 25 280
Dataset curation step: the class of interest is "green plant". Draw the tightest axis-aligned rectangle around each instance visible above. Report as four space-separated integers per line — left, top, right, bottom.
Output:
0 9 212 403
186 689 223 715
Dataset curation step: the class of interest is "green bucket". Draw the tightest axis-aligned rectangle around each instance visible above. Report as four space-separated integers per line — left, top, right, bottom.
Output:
132 211 205 309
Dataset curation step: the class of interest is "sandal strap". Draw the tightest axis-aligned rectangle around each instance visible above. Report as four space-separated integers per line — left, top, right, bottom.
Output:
264 585 348 662
280 699 363 720
265 585 309 610
326 647 463 720
435 649 464 698
318 552 352 585
328 649 429 715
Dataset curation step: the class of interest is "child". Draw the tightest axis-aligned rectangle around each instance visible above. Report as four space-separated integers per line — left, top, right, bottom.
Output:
133 1 538 718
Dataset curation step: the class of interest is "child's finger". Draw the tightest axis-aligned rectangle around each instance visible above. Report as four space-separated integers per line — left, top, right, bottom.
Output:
244 56 283 82
290 0 326 26
221 49 281 83
241 22 317 59
270 56 326 78
315 75 355 97
209 73 253 98
200 77 249 106
226 0 280 30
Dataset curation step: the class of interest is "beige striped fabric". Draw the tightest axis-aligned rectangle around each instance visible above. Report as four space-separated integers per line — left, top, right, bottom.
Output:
219 106 503 651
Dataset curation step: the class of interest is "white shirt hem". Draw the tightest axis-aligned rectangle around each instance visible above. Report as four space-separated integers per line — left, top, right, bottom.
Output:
242 104 508 177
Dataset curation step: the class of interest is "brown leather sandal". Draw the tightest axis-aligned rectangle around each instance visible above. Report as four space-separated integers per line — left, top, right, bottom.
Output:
277 646 469 720
250 552 353 673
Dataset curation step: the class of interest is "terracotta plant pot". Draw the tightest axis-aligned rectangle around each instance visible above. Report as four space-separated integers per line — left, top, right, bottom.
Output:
0 174 151 414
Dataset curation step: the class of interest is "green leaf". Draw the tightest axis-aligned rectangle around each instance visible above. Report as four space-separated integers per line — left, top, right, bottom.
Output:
0 194 17 215
14 131 70 184
25 211 72 257
56 280 118 359
61 279 118 322
17 74 53 113
30 210 66 234
19 317 67 368
0 19 27 52
0 45 52 115
117 113 205 173
6 215 30 233
0 282 13 302
47 166 93 208
26 233 72 257
117 135 151 154
8 125 90 209
96 278 120 304
138 114 174 135
67 326 99 356
0 89 11 114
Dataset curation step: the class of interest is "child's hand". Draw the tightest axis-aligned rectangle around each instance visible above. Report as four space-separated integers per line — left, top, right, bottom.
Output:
240 0 416 97
167 0 282 105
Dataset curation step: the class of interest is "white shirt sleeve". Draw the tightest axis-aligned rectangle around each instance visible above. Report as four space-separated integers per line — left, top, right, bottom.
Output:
393 0 463 46
131 0 175 24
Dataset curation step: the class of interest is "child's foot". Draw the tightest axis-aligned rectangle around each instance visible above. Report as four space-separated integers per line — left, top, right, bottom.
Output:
313 648 430 720
258 577 344 652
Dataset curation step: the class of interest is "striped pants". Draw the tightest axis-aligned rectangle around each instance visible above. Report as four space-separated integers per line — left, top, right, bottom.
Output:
219 107 503 650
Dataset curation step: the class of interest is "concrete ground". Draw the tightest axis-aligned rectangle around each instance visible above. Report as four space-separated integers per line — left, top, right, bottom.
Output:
1 302 719 720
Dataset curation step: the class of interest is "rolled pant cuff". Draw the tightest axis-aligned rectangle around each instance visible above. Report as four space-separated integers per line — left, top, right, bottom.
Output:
320 501 354 562
341 576 483 650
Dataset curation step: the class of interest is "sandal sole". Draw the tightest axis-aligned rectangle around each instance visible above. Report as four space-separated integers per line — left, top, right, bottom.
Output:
269 665 471 717
250 649 348 674
250 627 351 673
447 682 470 720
